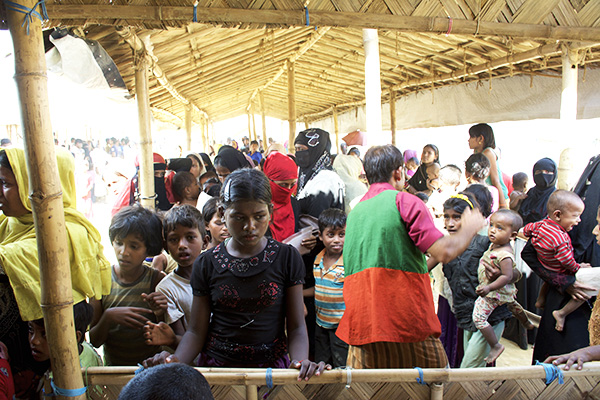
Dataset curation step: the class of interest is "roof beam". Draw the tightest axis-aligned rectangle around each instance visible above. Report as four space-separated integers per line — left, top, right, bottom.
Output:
46 6 600 41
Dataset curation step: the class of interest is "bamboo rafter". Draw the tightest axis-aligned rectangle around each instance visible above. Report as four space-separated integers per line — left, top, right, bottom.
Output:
115 26 210 124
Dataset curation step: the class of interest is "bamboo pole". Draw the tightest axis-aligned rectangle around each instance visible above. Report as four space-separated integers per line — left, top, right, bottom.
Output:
185 106 192 152
247 112 252 140
260 91 268 145
7 3 86 400
430 383 443 400
246 385 258 400
333 107 339 153
85 363 600 386
389 89 396 146
560 44 579 121
135 56 156 210
251 110 257 142
46 6 600 42
287 60 296 153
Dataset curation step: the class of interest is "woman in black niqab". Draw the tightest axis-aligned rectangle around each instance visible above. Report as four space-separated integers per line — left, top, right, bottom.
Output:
519 158 557 225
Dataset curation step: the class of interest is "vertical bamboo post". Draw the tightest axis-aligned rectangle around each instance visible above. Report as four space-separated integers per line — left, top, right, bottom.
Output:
333 107 339 153
260 91 268 145
363 29 382 141
287 60 296 153
199 116 206 153
185 106 192 152
304 121 309 129
247 112 252 140
245 385 258 400
7 4 86 400
390 88 396 146
251 108 257 142
134 55 155 209
430 383 444 400
560 44 578 121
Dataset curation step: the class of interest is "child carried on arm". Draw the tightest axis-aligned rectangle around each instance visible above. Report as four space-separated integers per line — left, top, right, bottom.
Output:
525 190 591 331
473 209 533 363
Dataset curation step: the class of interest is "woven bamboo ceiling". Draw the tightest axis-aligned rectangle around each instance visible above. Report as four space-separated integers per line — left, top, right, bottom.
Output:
40 0 600 126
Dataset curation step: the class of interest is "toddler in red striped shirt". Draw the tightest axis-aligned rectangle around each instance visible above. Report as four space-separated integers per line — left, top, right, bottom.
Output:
524 190 591 331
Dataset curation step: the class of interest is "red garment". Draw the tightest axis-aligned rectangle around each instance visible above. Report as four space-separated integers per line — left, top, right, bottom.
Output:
524 218 580 274
0 359 15 400
263 152 298 241
502 171 514 196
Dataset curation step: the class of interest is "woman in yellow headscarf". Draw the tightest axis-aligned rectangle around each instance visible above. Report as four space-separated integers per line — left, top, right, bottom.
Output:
0 147 111 375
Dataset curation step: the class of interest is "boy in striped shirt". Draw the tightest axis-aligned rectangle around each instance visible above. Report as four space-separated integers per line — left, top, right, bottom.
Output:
524 190 591 331
312 208 348 367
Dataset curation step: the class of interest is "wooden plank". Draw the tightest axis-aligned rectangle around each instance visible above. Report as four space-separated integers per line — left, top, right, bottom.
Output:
44 5 600 41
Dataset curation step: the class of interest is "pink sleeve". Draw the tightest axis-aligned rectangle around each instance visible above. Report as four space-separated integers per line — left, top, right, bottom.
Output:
396 192 443 253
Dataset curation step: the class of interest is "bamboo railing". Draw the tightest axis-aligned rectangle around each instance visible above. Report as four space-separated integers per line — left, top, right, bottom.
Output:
84 363 600 400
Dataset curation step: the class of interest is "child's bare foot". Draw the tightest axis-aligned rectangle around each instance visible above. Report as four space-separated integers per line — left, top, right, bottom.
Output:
485 343 505 364
553 310 566 332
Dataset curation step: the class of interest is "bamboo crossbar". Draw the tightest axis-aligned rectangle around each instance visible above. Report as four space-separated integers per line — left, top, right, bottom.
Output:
45 6 600 42
83 363 600 386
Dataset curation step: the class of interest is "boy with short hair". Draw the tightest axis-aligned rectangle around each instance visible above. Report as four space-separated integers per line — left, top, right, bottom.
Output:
249 140 262 164
312 208 348 367
28 301 102 398
525 190 590 331
144 205 209 349
510 172 528 212
172 171 201 207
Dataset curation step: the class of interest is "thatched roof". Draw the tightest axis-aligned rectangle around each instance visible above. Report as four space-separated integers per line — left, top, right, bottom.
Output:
24 1 600 125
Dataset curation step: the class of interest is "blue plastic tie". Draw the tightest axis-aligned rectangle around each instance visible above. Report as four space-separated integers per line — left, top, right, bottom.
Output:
414 367 426 385
49 380 87 397
536 361 564 385
135 363 145 375
304 7 309 26
266 367 274 389
193 1 198 22
3 0 49 35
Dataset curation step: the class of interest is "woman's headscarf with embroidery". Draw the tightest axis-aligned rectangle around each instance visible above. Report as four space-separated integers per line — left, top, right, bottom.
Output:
294 128 332 192
0 147 111 321
519 157 558 225
263 151 298 241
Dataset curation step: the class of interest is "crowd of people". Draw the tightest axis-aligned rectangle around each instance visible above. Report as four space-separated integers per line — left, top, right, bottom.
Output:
0 123 599 399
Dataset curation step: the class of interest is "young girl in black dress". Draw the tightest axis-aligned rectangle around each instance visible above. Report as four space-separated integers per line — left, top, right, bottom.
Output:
145 168 330 380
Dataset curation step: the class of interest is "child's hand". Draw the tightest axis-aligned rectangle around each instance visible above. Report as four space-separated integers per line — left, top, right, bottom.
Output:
0 341 9 361
290 359 332 381
107 307 154 329
476 285 490 297
144 322 177 346
142 292 168 316
301 235 317 251
142 351 180 368
580 263 592 269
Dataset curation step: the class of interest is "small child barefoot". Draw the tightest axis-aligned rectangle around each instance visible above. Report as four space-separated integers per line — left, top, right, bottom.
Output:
552 310 567 332
485 342 505 364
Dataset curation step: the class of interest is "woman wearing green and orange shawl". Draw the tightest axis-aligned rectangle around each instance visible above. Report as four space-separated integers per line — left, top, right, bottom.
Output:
0 147 111 393
337 145 484 368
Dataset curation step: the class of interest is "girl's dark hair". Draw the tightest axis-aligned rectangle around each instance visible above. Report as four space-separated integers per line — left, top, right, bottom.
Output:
220 169 271 210
443 191 479 216
464 184 493 218
109 205 163 256
163 204 206 239
465 153 491 180
469 123 496 149
0 150 12 171
318 208 347 233
202 197 219 226
423 144 440 163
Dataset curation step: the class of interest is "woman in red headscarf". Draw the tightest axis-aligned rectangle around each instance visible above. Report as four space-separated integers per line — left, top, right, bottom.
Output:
263 151 299 241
